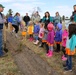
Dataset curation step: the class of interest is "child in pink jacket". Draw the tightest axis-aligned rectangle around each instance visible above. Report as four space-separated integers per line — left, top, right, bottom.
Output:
62 25 68 61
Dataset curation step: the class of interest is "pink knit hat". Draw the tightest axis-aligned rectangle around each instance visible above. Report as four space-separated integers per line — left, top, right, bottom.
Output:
47 22 54 31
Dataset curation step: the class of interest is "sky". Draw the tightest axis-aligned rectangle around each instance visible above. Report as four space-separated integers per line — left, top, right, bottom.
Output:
0 0 76 18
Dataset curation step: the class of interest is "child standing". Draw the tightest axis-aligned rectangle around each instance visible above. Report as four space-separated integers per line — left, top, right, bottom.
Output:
41 25 49 54
55 23 62 52
64 23 76 72
41 26 48 48
21 27 27 40
33 21 40 44
38 23 45 46
62 25 68 61
46 23 54 57
27 21 34 41
34 23 45 46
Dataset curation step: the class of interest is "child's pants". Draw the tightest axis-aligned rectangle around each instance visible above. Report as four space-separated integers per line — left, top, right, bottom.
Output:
56 44 60 51
49 46 53 51
66 55 72 70
12 25 19 33
34 34 38 40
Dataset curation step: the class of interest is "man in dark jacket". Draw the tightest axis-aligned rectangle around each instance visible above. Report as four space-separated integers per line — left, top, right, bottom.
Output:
23 13 30 26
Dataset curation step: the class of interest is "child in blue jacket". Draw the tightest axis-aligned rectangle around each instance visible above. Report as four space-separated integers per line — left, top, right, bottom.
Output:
33 21 40 44
54 23 62 52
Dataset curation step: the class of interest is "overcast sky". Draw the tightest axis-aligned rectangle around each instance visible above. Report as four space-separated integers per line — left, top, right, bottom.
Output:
0 0 76 18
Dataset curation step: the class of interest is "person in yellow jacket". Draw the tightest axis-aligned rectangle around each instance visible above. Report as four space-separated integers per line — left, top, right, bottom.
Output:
27 21 34 41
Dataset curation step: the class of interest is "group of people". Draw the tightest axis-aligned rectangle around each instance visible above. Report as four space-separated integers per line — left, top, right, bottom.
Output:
0 3 76 73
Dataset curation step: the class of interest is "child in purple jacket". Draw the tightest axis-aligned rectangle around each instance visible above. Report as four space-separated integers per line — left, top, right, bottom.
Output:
54 23 62 52
46 23 55 57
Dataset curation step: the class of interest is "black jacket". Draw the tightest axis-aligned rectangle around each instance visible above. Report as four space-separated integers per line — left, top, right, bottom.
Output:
23 16 30 23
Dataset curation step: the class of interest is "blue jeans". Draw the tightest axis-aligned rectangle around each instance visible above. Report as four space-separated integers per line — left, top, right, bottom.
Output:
0 29 4 56
66 55 72 70
26 22 29 26
34 34 38 40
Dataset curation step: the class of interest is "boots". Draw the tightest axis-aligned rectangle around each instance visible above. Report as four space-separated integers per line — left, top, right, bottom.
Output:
62 55 67 61
48 50 53 57
33 40 39 45
46 50 50 56
29 37 33 41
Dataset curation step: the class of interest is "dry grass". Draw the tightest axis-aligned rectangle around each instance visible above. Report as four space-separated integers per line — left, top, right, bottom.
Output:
23 37 76 75
1 22 75 75
0 52 22 75
20 22 76 75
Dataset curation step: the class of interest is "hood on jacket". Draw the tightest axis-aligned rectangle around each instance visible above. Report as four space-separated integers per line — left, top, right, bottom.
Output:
57 23 62 30
47 22 54 31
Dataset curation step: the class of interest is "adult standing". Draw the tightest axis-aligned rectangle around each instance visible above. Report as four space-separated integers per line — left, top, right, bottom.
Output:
31 11 41 24
71 5 76 22
23 13 30 26
42 11 53 28
0 4 6 57
54 12 61 27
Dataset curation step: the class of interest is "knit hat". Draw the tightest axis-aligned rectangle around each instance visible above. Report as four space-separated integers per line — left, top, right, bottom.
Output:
47 22 54 31
0 4 5 8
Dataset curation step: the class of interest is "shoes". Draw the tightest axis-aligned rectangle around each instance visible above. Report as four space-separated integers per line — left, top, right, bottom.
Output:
62 55 65 59
64 67 72 73
46 53 50 56
48 51 53 57
15 34 18 38
33 40 39 44
46 50 53 57
62 57 67 61
29 38 34 41
39 45 43 47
